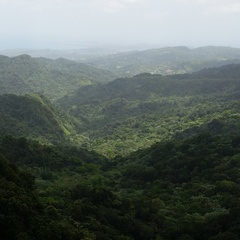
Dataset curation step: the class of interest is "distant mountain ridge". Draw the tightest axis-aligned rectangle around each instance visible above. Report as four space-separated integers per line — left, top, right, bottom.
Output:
85 46 240 76
0 54 116 100
2 46 240 78
58 63 240 107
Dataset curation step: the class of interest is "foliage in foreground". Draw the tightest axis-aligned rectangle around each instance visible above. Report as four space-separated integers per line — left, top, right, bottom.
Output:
1 132 240 239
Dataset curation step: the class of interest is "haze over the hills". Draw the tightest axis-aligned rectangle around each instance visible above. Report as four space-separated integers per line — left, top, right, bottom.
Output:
1 0 240 49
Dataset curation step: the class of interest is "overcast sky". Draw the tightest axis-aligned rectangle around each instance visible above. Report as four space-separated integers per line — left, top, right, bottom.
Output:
0 0 240 49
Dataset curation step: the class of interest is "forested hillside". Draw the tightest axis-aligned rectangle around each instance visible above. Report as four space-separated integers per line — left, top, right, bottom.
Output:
0 136 107 240
1 131 240 239
1 48 240 239
0 152 52 240
0 94 84 145
1 62 240 157
0 54 116 100
3 46 240 79
57 64 240 156
86 46 240 76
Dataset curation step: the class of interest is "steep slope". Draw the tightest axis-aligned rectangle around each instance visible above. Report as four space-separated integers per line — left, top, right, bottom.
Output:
86 46 240 76
57 64 240 156
0 54 116 100
0 94 83 144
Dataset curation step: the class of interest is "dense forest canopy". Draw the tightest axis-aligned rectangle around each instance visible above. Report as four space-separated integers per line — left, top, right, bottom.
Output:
1 131 240 239
0 54 116 100
1 48 240 239
0 93 85 145
56 64 240 156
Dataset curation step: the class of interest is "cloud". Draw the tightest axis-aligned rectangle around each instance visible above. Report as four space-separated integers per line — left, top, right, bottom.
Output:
205 2 240 15
1 0 240 48
0 0 147 15
79 0 147 14
172 0 240 13
174 0 239 4
144 10 169 20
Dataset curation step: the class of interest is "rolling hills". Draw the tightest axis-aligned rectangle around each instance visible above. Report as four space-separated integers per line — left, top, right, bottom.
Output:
2 46 240 78
57 64 240 156
0 54 116 100
1 49 240 239
1 60 240 157
86 46 240 77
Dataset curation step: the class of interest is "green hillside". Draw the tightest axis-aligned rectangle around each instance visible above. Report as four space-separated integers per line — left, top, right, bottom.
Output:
86 46 240 76
0 94 84 145
2 131 240 239
2 56 240 239
57 64 240 156
0 54 116 100
0 153 52 240
110 132 240 240
0 136 107 240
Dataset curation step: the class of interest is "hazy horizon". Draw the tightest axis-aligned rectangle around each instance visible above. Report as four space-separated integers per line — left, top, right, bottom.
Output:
1 0 240 50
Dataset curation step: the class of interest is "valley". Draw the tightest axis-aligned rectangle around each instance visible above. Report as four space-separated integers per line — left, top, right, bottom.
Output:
1 46 240 239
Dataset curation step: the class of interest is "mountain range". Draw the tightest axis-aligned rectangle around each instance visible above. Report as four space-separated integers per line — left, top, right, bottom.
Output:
0 54 116 100
56 63 240 156
2 46 240 78
86 46 240 76
1 47 240 239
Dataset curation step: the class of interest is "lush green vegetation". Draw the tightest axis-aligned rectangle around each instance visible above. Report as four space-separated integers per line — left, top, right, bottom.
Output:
0 153 49 240
0 54 116 100
2 54 240 239
86 46 240 77
2 54 240 157
2 131 240 239
0 93 85 145
0 136 106 240
57 64 240 156
1 63 240 157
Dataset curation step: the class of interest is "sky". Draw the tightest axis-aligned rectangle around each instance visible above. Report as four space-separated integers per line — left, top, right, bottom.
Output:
0 0 240 49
